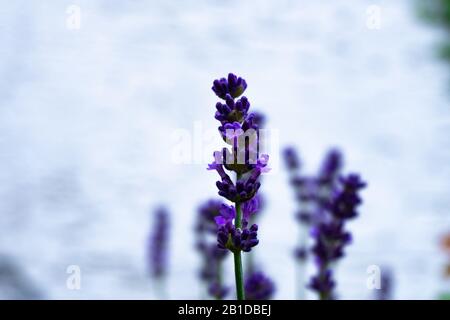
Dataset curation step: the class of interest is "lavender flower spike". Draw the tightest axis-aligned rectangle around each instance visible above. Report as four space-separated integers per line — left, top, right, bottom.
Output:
148 206 170 298
309 173 366 300
208 73 269 300
195 200 229 299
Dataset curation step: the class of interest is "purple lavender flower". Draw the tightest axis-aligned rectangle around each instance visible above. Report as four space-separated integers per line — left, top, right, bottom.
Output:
245 272 276 300
251 111 266 128
283 148 344 262
212 73 248 100
209 73 269 300
149 206 170 279
208 153 268 203
217 222 259 253
195 200 229 299
283 147 301 171
283 147 364 300
196 199 223 234
283 147 315 268
330 174 366 220
318 149 343 186
309 173 366 300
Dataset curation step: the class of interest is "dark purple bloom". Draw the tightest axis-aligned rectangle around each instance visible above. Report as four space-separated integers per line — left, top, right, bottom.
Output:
218 114 259 145
283 146 366 299
212 73 248 100
283 147 301 170
309 270 335 300
330 174 367 220
149 206 170 279
245 272 275 300
215 96 250 124
217 222 259 253
208 151 269 203
308 173 366 299
318 149 343 186
251 111 266 128
311 222 352 266
210 74 267 300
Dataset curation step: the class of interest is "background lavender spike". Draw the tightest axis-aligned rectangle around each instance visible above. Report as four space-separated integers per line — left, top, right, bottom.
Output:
148 206 170 298
195 200 229 299
309 173 366 300
282 146 310 299
283 147 345 299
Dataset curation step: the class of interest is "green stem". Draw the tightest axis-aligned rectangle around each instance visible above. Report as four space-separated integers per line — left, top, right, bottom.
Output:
233 173 245 300
233 250 245 300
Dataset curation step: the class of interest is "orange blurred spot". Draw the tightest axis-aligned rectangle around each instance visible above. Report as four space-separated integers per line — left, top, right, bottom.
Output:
442 233 450 254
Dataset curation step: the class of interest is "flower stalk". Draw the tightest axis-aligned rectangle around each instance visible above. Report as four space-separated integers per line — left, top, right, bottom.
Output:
233 189 245 300
208 73 269 300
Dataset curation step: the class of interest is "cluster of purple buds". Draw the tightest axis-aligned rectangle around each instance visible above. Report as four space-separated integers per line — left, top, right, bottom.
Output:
309 173 366 299
215 198 260 253
212 73 247 101
283 148 344 263
244 272 276 300
195 200 229 299
149 206 170 279
209 73 269 255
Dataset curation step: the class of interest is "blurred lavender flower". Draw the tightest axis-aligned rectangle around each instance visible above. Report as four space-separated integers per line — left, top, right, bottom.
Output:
375 268 394 300
196 199 223 234
245 271 275 300
149 206 170 281
283 147 365 300
309 173 366 300
283 147 300 171
208 73 269 300
195 200 229 299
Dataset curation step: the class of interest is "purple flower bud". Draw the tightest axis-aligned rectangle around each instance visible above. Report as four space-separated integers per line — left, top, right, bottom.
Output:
318 149 342 186
217 222 259 253
245 272 275 300
212 73 248 100
309 270 335 299
283 147 301 170
331 174 367 219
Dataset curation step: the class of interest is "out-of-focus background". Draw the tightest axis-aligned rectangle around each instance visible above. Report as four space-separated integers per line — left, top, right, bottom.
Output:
0 0 449 299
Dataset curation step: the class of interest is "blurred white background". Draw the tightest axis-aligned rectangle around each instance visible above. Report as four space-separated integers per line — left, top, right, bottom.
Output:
0 0 449 299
